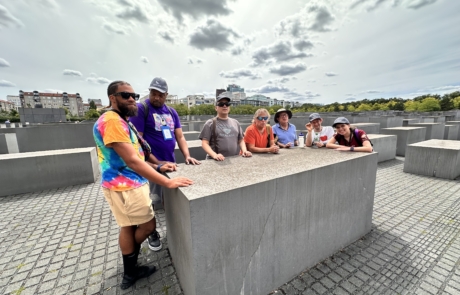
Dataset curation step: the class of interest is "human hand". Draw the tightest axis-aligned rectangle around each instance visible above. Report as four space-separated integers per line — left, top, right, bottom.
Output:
185 157 201 165
285 142 292 148
269 145 280 154
160 163 177 173
305 123 313 132
241 151 252 157
213 153 225 161
314 142 324 148
334 146 351 151
166 177 194 188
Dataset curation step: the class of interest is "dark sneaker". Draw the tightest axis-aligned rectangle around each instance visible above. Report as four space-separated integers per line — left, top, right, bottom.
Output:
148 230 162 251
120 265 156 290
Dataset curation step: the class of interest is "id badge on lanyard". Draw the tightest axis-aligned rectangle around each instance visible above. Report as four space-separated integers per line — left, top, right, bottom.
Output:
161 117 173 141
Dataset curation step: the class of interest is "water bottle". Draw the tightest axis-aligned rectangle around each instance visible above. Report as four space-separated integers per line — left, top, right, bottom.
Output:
298 133 305 147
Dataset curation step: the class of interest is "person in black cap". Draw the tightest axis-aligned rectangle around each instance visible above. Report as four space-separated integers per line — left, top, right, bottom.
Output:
272 108 298 148
199 92 252 160
305 113 334 148
326 117 373 152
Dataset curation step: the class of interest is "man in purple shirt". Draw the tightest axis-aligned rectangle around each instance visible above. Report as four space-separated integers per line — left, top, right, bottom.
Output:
130 77 200 252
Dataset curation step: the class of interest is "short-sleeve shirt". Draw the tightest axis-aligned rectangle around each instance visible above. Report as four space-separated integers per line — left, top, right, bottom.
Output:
93 111 147 191
272 123 297 144
129 101 181 162
333 128 370 147
308 126 335 145
244 124 274 148
199 117 243 157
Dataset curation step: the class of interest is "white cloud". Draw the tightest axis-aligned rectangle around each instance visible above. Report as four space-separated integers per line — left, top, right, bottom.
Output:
187 56 204 65
189 19 240 51
140 56 149 63
63 69 83 77
0 5 24 29
325 72 338 77
267 76 297 84
269 63 308 76
251 40 313 67
248 84 290 93
0 58 10 67
86 76 111 84
0 80 16 87
219 68 261 80
157 0 233 22
101 20 128 35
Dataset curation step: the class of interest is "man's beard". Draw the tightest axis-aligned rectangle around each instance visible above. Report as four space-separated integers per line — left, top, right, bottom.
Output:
118 103 138 117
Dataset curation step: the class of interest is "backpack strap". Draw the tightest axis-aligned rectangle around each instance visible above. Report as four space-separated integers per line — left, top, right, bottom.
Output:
210 117 218 154
353 128 373 147
142 100 175 124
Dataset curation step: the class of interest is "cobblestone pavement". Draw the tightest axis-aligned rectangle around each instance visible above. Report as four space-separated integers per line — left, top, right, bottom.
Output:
1 158 459 295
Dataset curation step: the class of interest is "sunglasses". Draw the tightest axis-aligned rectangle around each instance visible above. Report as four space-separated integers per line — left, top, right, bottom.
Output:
217 102 230 107
257 116 269 121
114 92 140 101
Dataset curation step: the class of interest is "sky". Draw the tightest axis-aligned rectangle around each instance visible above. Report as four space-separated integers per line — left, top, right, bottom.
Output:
1 0 460 106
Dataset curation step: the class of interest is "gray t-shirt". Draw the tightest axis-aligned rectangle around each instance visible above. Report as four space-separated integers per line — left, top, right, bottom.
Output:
199 117 244 158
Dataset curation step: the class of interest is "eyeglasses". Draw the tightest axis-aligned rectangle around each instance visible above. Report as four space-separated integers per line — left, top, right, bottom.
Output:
217 102 230 107
257 116 269 121
114 92 140 101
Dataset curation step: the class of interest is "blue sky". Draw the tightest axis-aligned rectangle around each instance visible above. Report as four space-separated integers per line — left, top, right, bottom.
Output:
1 0 459 106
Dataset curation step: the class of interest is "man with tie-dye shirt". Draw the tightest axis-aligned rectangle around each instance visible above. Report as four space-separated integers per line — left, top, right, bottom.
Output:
93 80 193 290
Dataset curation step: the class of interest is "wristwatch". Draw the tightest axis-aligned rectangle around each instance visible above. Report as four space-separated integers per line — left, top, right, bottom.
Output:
350 146 354 151
156 164 163 172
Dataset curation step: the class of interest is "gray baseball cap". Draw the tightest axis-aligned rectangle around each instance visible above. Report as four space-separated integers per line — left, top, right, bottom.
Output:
216 92 232 103
332 117 350 127
149 77 168 93
309 113 322 122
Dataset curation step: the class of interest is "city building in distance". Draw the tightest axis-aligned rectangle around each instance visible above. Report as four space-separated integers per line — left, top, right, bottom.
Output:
18 90 84 116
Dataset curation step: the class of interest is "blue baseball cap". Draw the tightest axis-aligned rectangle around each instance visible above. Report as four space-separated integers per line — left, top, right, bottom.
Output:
332 117 350 128
149 77 168 93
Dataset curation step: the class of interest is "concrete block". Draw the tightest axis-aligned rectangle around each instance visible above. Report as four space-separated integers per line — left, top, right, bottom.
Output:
446 121 460 140
0 134 19 154
369 116 403 128
409 123 445 140
404 140 460 180
0 128 17 134
0 148 99 197
164 149 378 295
444 125 459 140
368 134 396 162
421 117 435 123
15 123 95 152
352 123 380 134
174 140 207 164
403 119 419 126
182 131 200 141
181 124 189 132
381 127 426 156
349 116 369 123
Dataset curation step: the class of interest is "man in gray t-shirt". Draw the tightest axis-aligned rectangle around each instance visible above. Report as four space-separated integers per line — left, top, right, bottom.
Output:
199 92 252 161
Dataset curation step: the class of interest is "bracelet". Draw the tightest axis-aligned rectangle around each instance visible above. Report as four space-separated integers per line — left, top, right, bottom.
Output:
156 164 163 172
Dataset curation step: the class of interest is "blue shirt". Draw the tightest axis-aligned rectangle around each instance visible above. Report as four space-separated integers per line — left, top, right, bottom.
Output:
272 123 297 144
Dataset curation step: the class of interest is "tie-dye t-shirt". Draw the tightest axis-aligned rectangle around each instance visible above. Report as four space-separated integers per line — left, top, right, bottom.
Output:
93 111 148 191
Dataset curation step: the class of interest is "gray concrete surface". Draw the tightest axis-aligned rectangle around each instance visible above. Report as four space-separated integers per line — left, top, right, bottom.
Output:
352 123 380 134
381 127 427 156
404 140 460 180
403 118 420 126
409 123 445 140
446 121 460 140
368 134 397 163
0 127 17 134
0 133 19 154
164 149 378 295
15 123 95 152
19 108 66 124
174 140 206 164
369 116 403 128
444 125 459 140
181 131 200 141
0 148 99 197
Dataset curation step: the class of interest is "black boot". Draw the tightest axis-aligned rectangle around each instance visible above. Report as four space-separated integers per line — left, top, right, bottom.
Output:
120 252 156 290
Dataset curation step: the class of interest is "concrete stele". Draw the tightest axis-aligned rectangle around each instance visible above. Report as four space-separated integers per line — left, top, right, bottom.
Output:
403 139 460 180
164 148 378 295
381 127 427 156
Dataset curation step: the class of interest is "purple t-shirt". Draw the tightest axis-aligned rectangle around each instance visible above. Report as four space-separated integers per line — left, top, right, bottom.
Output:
129 101 181 162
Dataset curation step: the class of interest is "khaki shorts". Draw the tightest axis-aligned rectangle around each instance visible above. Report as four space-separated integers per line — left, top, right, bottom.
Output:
102 183 154 227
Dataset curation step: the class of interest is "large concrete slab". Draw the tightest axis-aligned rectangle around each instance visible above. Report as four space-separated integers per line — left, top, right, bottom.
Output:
368 134 396 162
182 131 200 141
446 121 460 140
369 116 403 128
402 118 419 126
0 148 99 197
174 140 206 163
381 127 427 156
15 123 95 152
0 134 19 154
352 123 380 134
164 148 378 295
404 140 460 180
409 122 445 140
444 125 459 140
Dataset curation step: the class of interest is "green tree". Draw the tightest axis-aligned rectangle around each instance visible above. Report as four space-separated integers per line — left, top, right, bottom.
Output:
452 96 460 109
356 103 372 112
9 109 18 117
89 100 97 110
85 109 101 119
418 97 441 112
439 96 454 111
171 104 189 116
347 105 355 112
404 100 420 112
